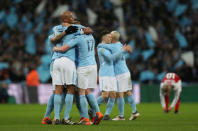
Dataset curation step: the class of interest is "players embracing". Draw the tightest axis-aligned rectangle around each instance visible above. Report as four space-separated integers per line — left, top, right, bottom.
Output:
42 11 100 125
97 31 140 120
42 10 140 125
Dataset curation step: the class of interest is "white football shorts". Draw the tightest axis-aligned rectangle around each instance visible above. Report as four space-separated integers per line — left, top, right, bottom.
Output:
77 65 97 89
51 57 76 90
99 76 117 92
116 72 132 92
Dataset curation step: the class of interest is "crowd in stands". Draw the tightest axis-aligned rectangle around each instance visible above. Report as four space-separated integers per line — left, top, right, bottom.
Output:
0 0 198 86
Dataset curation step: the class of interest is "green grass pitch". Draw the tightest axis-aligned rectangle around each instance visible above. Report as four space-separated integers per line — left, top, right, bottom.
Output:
0 103 198 131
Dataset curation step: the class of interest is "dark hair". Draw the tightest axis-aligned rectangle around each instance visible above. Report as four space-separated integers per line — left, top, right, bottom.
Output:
100 30 110 36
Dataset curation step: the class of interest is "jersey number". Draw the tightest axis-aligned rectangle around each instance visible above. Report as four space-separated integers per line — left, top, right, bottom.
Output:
166 73 175 79
87 39 94 52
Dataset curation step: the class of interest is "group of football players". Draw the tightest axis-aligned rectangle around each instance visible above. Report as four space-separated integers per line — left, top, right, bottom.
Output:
41 11 182 125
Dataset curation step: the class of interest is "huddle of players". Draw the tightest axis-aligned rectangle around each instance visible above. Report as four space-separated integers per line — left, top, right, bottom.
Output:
41 11 139 125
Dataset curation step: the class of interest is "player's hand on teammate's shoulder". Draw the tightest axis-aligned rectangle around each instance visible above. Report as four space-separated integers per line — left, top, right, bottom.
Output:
123 44 132 53
83 27 93 35
65 26 78 34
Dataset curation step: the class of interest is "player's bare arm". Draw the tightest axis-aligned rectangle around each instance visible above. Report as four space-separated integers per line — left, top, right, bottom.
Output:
53 44 70 52
50 32 66 43
50 26 78 43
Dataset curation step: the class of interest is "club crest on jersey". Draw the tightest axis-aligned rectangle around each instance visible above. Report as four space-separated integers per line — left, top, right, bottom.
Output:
101 48 105 52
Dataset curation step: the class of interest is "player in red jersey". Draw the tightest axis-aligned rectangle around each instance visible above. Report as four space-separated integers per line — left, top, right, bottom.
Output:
160 73 182 114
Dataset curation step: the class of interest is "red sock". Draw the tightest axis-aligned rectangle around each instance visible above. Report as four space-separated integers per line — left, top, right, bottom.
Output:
165 95 169 110
175 98 180 112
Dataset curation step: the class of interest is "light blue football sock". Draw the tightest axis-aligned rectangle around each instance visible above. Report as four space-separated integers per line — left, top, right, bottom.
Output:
54 94 62 119
75 93 83 117
87 93 100 112
64 94 74 119
44 94 54 118
79 95 88 118
97 96 105 106
127 94 137 113
117 97 125 117
60 93 65 113
105 98 115 115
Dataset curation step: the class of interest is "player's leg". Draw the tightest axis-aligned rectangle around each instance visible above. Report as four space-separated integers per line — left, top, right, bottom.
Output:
126 91 137 113
64 85 75 124
60 88 67 113
87 91 108 121
102 76 117 120
76 67 91 125
78 88 92 125
104 91 116 119
165 94 169 112
112 74 126 121
75 88 83 117
97 91 108 105
86 94 95 120
174 83 182 114
53 85 64 124
126 90 139 120
97 77 108 106
86 89 103 124
59 57 77 125
86 66 104 124
41 91 55 124
112 92 125 120
174 97 181 113
51 58 64 124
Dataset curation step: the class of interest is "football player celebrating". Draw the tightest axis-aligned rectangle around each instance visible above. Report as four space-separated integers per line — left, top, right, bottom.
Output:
101 31 139 120
41 21 78 125
96 31 133 120
53 31 103 125
42 11 93 125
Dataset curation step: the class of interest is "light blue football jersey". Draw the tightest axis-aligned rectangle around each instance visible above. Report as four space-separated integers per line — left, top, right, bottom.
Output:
51 24 84 62
48 34 60 73
101 42 130 75
50 25 63 62
65 34 96 67
97 43 124 77
48 34 54 56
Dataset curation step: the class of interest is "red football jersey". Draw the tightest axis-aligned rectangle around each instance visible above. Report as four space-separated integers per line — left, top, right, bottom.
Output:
162 73 181 84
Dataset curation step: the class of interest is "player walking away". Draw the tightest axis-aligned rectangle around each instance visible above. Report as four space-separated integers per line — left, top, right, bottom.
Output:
53 33 103 125
160 73 182 114
96 31 132 121
102 31 139 121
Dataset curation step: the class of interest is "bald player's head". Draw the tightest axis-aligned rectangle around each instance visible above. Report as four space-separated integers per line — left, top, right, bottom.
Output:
60 11 74 23
111 31 120 42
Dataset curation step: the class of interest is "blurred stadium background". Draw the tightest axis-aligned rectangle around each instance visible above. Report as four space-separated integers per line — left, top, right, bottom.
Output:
0 0 198 104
